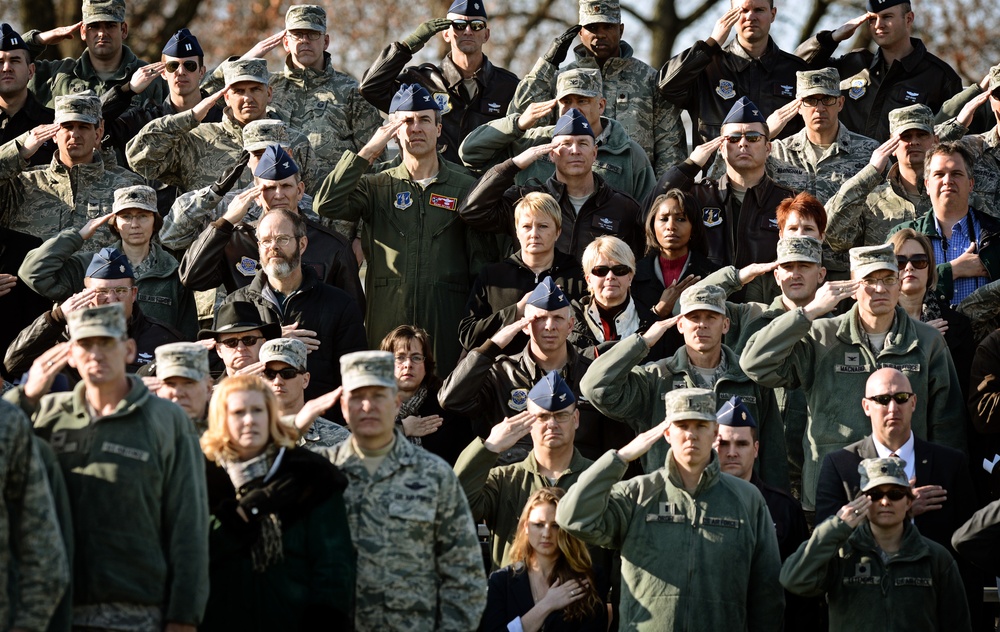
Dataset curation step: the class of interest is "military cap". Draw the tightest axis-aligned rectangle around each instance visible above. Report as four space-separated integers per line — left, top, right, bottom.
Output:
54 93 101 125
988 65 1000 95
579 0 621 25
679 284 726 316
197 301 281 340
552 108 594 138
113 185 157 214
260 337 308 372
858 456 910 492
162 28 203 58
526 276 571 311
0 24 28 52
68 303 127 341
716 395 756 428
721 96 767 127
555 68 603 101
82 0 126 24
86 247 135 280
448 0 488 18
243 120 291 152
796 68 841 99
155 342 209 381
390 83 439 113
222 58 269 86
867 0 907 14
527 370 576 412
850 243 898 278
663 387 717 424
888 104 934 136
340 351 396 392
776 236 823 265
253 144 299 180
285 5 327 31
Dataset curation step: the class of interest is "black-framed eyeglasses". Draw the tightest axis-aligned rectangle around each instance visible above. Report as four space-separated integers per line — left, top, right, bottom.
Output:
867 488 909 502
896 254 930 270
165 60 199 73
218 335 263 349
263 367 304 380
591 264 632 277
286 30 323 41
801 95 839 108
865 392 915 406
450 19 487 31
724 131 766 143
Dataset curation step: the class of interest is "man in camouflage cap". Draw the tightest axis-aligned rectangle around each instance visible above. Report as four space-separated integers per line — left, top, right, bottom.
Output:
510 0 685 176
7 301 209 630
0 23 57 167
557 385 784 630
581 283 786 487
769 67 878 203
19 0 166 109
460 65 655 201
332 349 486 630
147 341 213 431
0 91 143 244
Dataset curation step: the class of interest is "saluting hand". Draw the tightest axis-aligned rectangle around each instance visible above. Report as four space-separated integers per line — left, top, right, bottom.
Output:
79 212 115 240
709 7 740 47
295 387 342 436
129 62 166 94
957 89 991 129
20 123 59 160
483 410 535 454
689 136 725 168
837 494 872 528
765 99 801 139
803 279 861 321
36 21 83 45
23 342 71 406
359 118 406 163
513 142 558 170
831 12 875 43
243 31 285 60
222 184 264 225
491 312 539 349
618 421 670 463
738 260 780 285
869 134 900 174
641 315 680 348
517 99 558 132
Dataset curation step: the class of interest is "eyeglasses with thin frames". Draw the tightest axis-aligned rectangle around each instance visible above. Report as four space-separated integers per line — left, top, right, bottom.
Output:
801 95 839 108
286 30 323 41
394 354 425 365
860 276 899 289
258 235 294 249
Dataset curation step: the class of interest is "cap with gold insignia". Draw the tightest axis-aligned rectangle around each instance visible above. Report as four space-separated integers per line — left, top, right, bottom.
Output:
390 83 439 113
888 104 934 136
528 370 576 412
680 284 726 316
285 5 327 31
222 58 269 86
526 276 571 311
340 350 396 392
579 0 621 25
243 120 291 152
155 342 209 381
555 68 603 101
113 185 158 214
552 108 593 138
716 395 756 428
663 387 717 424
54 93 101 125
260 337 308 372
83 0 126 24
68 303 127 341
86 247 134 280
776 236 823 265
0 24 28 53
448 0 488 18
850 243 898 278
859 456 910 492
796 67 841 99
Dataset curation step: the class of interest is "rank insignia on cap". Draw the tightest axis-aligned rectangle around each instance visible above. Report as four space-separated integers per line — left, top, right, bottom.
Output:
526 276 570 311
119 265 126 273
716 79 736 100
849 78 867 100
508 388 528 411
394 191 413 210
253 144 299 180
236 256 258 277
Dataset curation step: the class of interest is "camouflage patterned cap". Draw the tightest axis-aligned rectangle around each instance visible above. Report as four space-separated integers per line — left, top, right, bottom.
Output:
222 58 269 86
83 0 126 24
285 5 326 32
888 104 934 136
663 387 717 424
555 68 603 101
850 243 898 278
54 93 101 125
989 65 1000 95
155 342 209 381
679 284 726 316
340 350 396 392
260 337 308 372
579 0 621 25
113 185 157 214
776 236 823 265
858 456 910 492
67 303 127 341
243 119 291 151
796 67 841 99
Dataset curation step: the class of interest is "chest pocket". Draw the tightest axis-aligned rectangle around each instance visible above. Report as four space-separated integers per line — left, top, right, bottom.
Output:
757 213 780 233
591 214 620 234
306 99 353 142
478 99 505 118
770 82 796 99
892 85 925 107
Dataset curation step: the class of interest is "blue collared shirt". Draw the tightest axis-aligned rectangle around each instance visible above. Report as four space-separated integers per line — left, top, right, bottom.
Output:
932 210 987 304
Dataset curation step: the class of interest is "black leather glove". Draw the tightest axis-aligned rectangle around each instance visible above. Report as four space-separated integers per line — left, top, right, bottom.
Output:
210 150 251 197
543 24 583 65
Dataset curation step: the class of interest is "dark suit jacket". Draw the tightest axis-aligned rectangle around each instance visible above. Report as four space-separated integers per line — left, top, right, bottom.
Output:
480 564 608 632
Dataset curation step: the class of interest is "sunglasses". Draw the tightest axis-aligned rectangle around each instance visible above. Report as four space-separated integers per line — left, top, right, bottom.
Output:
164 60 199 73
262 367 304 380
801 95 839 108
865 392 915 406
591 264 632 277
867 489 909 502
896 254 929 270
725 131 766 143
217 335 263 349
450 19 487 31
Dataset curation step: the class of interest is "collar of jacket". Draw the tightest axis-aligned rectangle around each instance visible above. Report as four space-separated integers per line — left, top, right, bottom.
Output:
46 149 106 182
581 293 640 341
515 341 580 384
572 40 637 71
665 342 746 384
847 519 930 563
871 37 928 73
65 374 152 421
664 446 721 496
725 36 781 70
835 303 918 353
336 428 424 479
281 52 335 87
886 162 928 199
385 153 463 184
440 52 496 90
781 121 858 154
2 90 53 123
909 203 1000 239
716 170 776 206
76 45 144 82
545 170 611 203
119 239 179 279
509 249 578 278
247 262 321 296
522 446 591 478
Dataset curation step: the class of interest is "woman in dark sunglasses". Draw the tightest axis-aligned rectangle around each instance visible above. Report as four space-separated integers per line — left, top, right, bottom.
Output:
888 228 975 397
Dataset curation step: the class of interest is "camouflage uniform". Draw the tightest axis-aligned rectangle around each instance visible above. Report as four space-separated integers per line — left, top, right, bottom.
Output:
770 123 877 203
